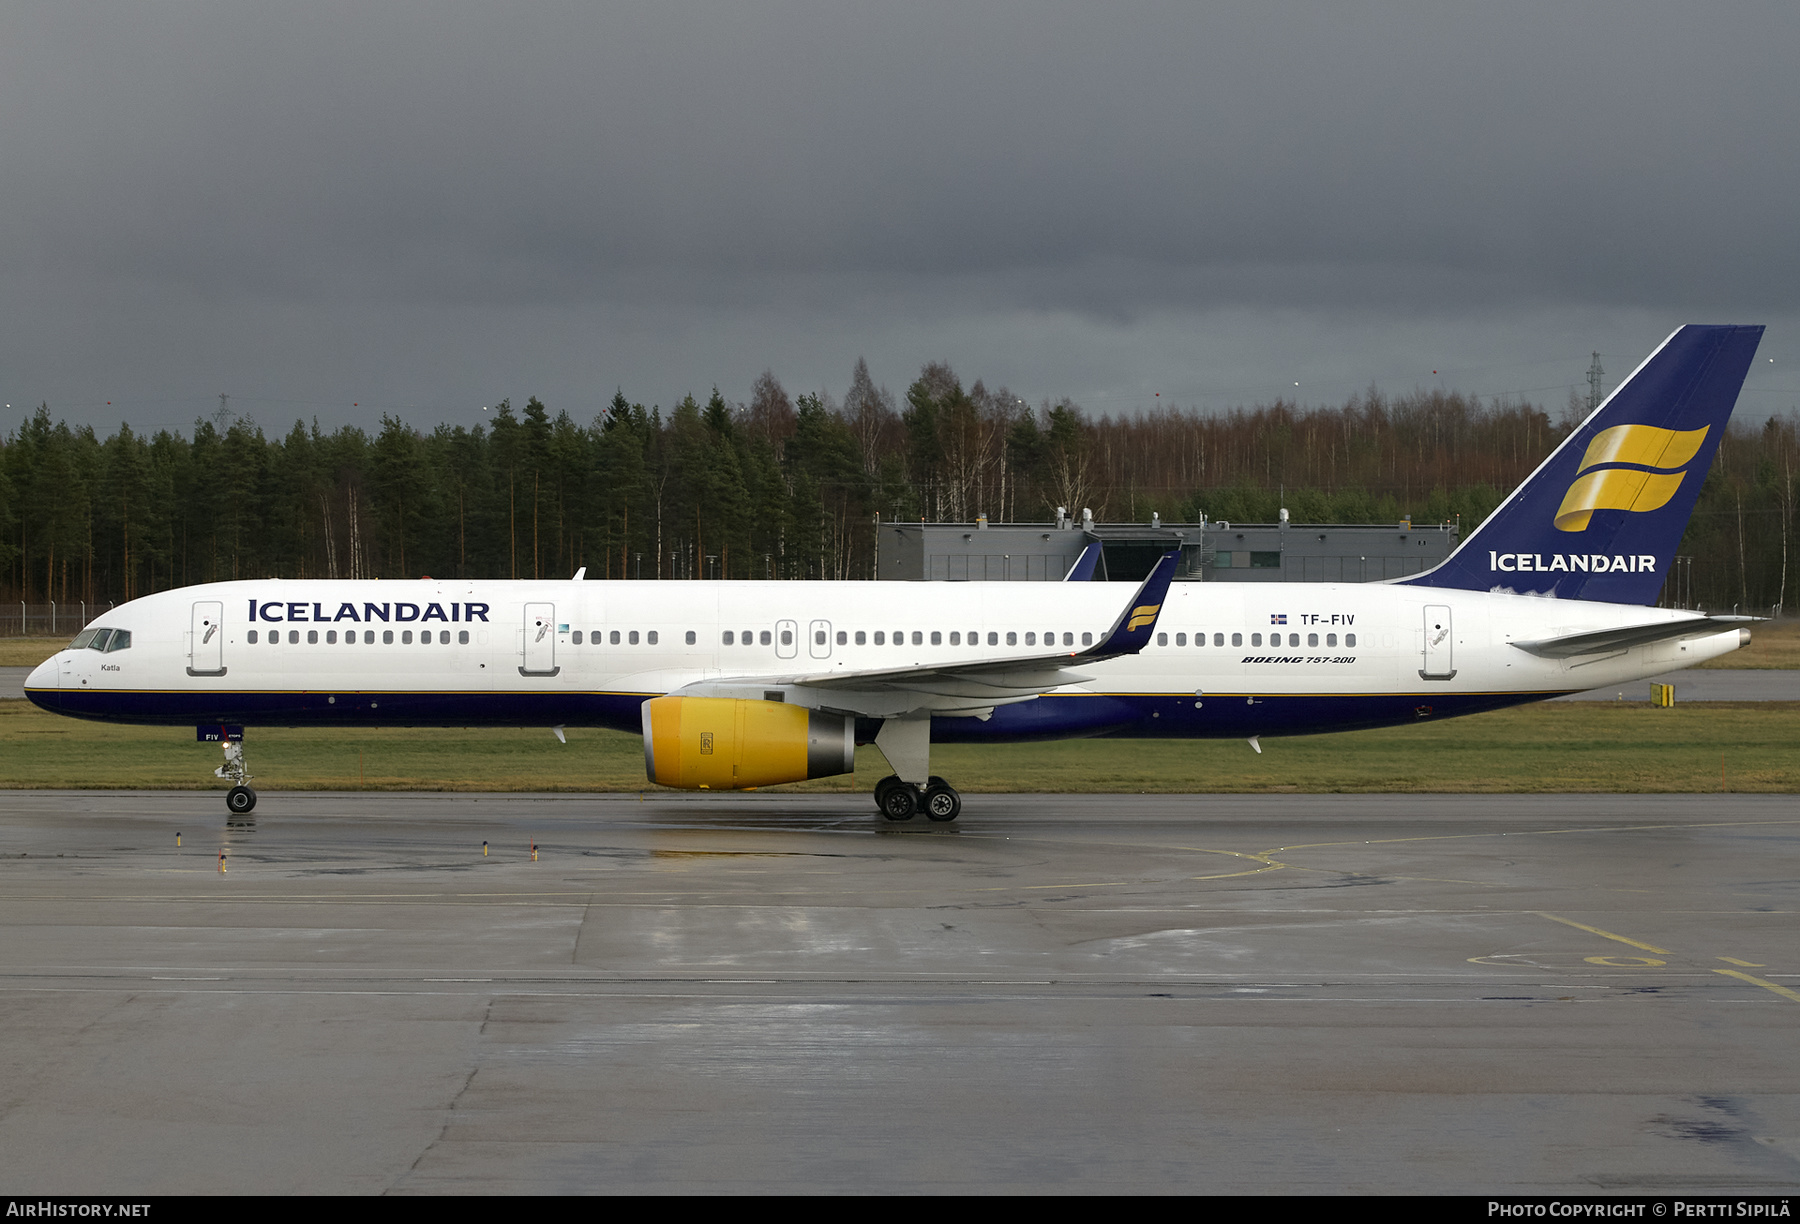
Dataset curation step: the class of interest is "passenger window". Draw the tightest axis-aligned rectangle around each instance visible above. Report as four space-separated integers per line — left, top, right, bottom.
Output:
247 630 259 644
1063 632 1073 646
383 630 394 644
686 630 697 645
1252 633 1262 646
326 630 337 644
572 630 583 645
950 631 961 645
1346 633 1357 647
610 630 621 645
1005 631 1017 646
308 630 319 645
873 631 885 645
289 630 300 645
1326 633 1337 647
1214 633 1225 647
629 631 639 645
1176 633 1186 646
459 630 470 645
1156 633 1167 646
930 631 941 645
969 630 979 646
911 630 922 646
1289 633 1300 647
365 630 375 644
440 630 451 644
760 630 771 645
647 631 658 645
1081 632 1093 646
1025 632 1036 646
402 630 413 644
836 630 847 646
987 632 998 646
1308 633 1318 647
1231 633 1242 647
723 631 734 645
854 631 865 645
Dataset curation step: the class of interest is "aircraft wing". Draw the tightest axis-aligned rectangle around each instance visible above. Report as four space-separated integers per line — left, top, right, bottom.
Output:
1510 615 1755 659
675 551 1179 717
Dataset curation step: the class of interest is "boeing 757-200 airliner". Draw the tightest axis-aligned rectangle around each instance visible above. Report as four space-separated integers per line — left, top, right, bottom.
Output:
25 324 1765 820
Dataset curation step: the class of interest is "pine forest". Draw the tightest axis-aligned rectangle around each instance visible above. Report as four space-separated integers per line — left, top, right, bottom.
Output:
2 357 1795 618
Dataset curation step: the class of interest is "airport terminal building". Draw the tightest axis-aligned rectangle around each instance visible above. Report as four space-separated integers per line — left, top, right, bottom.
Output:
878 511 1459 583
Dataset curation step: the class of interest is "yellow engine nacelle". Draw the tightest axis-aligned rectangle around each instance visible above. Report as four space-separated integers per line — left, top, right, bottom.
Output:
641 696 855 790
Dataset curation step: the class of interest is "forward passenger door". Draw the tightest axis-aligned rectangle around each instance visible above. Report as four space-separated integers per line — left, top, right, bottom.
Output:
188 601 226 676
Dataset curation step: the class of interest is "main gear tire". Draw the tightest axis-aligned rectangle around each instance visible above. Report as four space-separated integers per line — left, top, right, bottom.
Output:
923 784 961 822
880 784 918 822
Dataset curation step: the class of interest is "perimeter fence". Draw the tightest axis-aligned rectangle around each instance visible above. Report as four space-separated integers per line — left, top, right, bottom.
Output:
0 603 114 638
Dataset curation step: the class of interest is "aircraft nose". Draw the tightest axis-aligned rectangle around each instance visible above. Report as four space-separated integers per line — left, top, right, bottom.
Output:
24 655 59 709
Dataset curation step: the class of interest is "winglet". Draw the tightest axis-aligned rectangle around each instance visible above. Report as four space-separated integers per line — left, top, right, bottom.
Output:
1083 551 1179 657
1063 542 1102 581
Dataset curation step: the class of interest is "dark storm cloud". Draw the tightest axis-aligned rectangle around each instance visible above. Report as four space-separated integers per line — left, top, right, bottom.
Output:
4 2 1798 428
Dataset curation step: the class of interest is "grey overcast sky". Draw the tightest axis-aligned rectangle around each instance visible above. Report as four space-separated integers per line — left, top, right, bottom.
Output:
4 2 1798 436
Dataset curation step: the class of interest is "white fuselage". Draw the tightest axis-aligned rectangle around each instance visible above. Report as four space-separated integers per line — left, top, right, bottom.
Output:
28 577 1741 739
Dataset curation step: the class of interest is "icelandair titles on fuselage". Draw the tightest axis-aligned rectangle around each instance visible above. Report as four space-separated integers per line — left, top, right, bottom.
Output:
1489 552 1657 574
247 600 492 624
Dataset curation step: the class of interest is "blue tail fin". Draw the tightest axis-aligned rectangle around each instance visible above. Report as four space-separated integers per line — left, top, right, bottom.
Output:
1400 324 1763 604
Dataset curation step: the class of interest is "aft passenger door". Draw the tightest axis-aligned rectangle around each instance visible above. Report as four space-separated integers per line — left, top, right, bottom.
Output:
188 601 226 676
808 619 832 660
776 618 798 660
1419 605 1455 680
521 602 559 676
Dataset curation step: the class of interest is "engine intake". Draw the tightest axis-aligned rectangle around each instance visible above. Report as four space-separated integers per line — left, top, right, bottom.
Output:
641 696 855 790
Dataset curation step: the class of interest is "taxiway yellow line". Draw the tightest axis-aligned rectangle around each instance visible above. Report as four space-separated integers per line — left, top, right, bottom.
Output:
1712 969 1800 1004
1533 912 1672 955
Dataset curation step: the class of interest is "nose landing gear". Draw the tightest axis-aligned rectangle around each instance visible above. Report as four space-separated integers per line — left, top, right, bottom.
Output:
214 737 256 814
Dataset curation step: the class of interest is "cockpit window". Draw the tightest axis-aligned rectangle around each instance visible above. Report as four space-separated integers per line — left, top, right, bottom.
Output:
73 627 130 652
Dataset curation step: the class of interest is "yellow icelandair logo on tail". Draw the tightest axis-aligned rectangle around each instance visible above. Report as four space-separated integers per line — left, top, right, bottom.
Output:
1126 603 1161 631
1553 424 1710 532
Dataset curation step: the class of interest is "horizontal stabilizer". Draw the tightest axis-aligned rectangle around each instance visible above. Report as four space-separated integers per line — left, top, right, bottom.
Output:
1510 617 1754 659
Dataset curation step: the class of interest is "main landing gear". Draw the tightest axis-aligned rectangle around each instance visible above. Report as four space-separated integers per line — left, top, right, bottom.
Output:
873 775 961 823
215 738 257 814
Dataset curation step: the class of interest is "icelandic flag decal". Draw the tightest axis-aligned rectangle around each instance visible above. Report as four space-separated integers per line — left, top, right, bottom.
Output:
1270 613 1287 625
